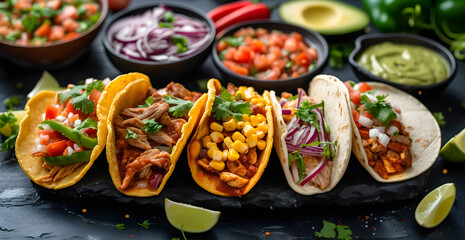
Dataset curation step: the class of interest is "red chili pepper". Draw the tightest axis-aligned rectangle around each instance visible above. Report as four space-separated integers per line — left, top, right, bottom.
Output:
214 3 270 34
207 0 253 22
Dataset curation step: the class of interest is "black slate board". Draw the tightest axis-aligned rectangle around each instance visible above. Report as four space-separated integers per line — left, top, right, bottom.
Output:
35 149 428 209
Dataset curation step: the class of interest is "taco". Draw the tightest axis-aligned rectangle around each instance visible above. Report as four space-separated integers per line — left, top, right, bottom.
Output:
15 72 141 189
187 79 274 197
106 77 207 197
343 81 441 182
270 75 352 195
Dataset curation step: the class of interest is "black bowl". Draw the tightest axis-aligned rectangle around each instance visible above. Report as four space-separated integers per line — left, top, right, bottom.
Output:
0 0 108 69
349 33 457 98
102 2 215 82
212 21 328 92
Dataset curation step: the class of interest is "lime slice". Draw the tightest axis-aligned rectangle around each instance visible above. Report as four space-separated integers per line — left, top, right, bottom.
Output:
440 128 465 162
415 183 455 228
27 71 65 100
0 110 26 137
165 198 221 233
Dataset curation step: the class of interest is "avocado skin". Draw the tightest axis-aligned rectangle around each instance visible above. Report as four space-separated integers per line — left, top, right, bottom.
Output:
42 120 98 149
279 0 370 35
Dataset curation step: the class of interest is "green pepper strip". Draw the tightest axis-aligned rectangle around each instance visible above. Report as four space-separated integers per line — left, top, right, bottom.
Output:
42 120 98 149
43 150 92 166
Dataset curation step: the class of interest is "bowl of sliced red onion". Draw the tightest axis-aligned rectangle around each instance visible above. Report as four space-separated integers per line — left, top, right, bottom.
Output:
102 3 215 80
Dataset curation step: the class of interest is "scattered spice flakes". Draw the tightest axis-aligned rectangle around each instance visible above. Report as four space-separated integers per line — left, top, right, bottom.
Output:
418 91 422 95
125 214 130 218
443 169 448 174
448 107 452 112
458 118 463 123
130 234 134 239
265 231 271 236
82 208 87 213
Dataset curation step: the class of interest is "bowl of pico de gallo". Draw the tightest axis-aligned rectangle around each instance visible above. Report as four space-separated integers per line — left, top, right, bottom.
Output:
212 20 328 91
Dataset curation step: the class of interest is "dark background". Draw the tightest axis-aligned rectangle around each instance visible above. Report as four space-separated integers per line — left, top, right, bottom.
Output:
0 0 464 239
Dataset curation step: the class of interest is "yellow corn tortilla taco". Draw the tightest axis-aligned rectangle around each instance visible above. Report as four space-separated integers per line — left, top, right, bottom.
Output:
187 79 274 197
270 74 352 195
106 76 207 197
15 72 143 189
346 81 441 182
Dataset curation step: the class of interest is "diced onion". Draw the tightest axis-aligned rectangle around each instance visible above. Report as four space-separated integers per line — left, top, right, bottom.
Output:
149 173 163 190
41 124 51 130
378 133 390 147
56 115 66 122
37 144 46 152
374 126 385 133
395 112 402 121
68 112 74 118
66 147 75 156
85 78 94 85
102 78 111 86
34 138 40 145
74 119 82 127
369 128 380 139
387 126 399 136
74 143 80 150
358 115 373 128
41 113 45 121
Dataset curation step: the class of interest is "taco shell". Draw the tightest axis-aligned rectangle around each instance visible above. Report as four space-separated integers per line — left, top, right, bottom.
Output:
187 79 274 197
106 75 207 197
348 82 441 182
15 73 140 189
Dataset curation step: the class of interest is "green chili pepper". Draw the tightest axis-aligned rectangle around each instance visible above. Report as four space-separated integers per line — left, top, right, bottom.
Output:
43 150 92 166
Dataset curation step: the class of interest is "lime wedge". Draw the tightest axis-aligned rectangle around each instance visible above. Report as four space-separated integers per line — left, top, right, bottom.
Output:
415 183 455 228
27 71 65 100
165 198 221 233
0 110 26 137
440 128 465 162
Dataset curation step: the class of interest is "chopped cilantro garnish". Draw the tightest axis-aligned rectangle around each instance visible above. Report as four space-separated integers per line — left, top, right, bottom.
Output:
126 129 137 139
336 224 353 240
159 22 174 28
212 88 251 121
59 85 86 104
137 220 150 229
171 35 188 53
393 131 398 136
433 112 446 128
71 94 94 115
59 80 104 115
4 95 21 111
219 49 228 61
360 94 397 127
0 112 17 128
85 80 104 95
116 223 125 230
284 61 294 70
74 118 98 132
295 100 324 132
163 96 194 118
222 36 244 47
0 112 18 152
142 119 163 134
308 63 316 71
139 96 155 108
315 220 352 240
163 11 176 23
349 81 356 88
287 94 298 101
409 137 413 142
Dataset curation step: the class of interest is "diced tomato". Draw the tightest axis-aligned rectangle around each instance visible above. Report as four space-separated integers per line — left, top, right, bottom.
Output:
85 128 98 138
253 54 268 70
283 38 298 52
250 39 266 54
81 3 99 15
224 48 236 61
359 105 373 119
47 0 61 10
69 114 80 124
49 25 65 41
307 48 318 62
89 89 102 106
352 109 361 127
344 81 354 92
217 41 228 52
45 105 58 120
358 82 373 93
62 18 79 32
34 21 51 38
223 60 248 76
256 68 279 80
46 140 67 157
296 52 310 68
39 134 50 145
63 32 79 41
14 0 32 10
54 5 78 24
350 91 361 105
291 72 299 78
66 140 75 148
233 45 251 63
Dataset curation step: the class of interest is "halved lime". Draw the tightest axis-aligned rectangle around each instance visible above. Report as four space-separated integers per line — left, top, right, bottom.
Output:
415 183 455 228
27 71 65 100
440 128 465 162
0 110 26 137
165 198 221 233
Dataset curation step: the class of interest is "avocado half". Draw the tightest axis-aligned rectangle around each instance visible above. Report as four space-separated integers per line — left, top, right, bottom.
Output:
279 0 369 35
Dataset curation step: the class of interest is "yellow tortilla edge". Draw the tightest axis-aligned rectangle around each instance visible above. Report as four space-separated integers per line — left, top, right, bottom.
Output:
187 79 274 197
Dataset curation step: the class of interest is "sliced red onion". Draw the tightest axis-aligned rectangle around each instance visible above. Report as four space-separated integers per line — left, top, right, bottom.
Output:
305 126 317 144
312 108 328 141
296 89 304 108
358 115 373 128
279 98 287 107
282 109 292 115
149 173 163 190
290 127 306 146
299 156 328 186
286 144 324 156
286 116 300 138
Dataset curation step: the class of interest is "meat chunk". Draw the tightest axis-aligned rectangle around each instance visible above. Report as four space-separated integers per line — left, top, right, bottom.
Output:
390 134 411 146
226 160 247 178
123 117 145 128
247 147 258 165
226 83 238 96
147 130 176 148
126 127 151 150
303 155 331 190
197 158 219 174
251 104 266 116
220 172 249 188
120 102 169 120
120 149 171 190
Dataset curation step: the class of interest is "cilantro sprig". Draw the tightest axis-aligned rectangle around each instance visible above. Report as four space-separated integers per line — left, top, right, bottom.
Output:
139 96 155 108
295 100 325 132
4 95 21 111
142 119 163 134
137 220 150 229
433 112 446 128
0 112 19 152
360 94 397 127
212 88 251 121
74 118 98 132
126 129 137 139
59 80 104 115
315 220 352 240
163 96 194 118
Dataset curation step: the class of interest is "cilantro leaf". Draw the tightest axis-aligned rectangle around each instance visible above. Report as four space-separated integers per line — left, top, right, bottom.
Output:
212 96 251 121
85 80 104 95
71 94 94 115
433 112 446 128
336 224 353 240
0 112 17 128
1 123 18 152
139 96 155 108
295 100 324 132
315 220 336 238
116 223 125 230
4 95 21 111
163 96 194 118
126 129 137 139
171 35 188 53
74 118 98 131
163 11 176 23
220 88 234 102
59 85 86 104
142 119 163 134
137 220 150 229
360 94 397 127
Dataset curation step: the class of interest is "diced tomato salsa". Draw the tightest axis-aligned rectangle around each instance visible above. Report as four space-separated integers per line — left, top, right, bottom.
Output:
344 81 373 125
217 27 318 81
0 0 101 46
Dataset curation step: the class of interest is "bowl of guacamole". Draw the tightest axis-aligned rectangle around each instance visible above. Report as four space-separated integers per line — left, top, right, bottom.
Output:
349 33 456 98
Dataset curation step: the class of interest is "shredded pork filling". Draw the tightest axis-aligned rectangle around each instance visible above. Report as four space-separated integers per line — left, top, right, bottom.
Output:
115 83 199 190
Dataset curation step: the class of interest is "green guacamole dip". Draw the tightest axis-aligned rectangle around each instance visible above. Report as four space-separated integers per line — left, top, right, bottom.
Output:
357 42 449 86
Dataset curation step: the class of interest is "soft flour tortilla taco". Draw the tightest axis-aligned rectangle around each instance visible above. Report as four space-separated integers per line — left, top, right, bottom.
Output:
106 76 207 197
15 72 141 189
187 79 274 197
343 81 441 182
270 75 352 195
